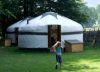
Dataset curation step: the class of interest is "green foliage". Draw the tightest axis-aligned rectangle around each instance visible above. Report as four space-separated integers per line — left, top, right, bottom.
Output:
0 0 90 25
0 0 24 20
96 5 100 24
81 6 98 27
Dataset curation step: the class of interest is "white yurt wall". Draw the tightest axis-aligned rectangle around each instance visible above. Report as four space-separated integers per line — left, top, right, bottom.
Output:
18 25 48 48
18 25 83 48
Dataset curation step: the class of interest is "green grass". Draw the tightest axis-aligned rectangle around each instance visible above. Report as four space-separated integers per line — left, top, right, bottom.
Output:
0 45 100 72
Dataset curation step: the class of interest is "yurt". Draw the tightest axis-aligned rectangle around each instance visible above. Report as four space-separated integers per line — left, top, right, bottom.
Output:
17 12 83 48
6 17 33 44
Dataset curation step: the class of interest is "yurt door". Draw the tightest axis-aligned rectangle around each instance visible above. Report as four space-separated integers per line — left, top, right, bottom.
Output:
48 25 61 48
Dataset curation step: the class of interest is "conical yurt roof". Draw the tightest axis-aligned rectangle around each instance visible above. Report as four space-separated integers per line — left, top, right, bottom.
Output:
19 12 83 32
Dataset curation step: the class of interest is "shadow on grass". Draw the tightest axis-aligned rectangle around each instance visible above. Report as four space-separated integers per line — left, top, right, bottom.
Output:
0 46 50 54
18 48 50 53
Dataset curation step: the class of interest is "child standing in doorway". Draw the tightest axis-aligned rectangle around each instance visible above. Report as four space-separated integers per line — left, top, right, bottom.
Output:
51 41 63 69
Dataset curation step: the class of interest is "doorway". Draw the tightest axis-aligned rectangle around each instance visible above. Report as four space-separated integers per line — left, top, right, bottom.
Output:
48 25 61 48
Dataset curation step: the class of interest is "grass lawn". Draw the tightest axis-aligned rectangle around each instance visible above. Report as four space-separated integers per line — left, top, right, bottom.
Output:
0 45 100 72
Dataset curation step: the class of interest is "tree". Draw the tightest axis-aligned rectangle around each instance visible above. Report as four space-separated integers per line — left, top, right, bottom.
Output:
96 5 100 25
0 0 21 38
79 4 98 27
87 7 98 27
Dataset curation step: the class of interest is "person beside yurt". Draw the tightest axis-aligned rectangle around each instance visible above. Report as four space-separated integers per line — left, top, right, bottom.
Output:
51 41 63 69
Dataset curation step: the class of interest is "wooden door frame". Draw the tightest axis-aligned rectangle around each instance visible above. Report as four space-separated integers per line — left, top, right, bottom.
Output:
48 25 61 48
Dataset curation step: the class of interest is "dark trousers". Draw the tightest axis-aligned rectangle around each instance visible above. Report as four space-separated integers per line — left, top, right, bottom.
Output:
56 54 62 63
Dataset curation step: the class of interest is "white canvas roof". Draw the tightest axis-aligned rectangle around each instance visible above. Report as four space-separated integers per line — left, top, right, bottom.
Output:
19 12 83 32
